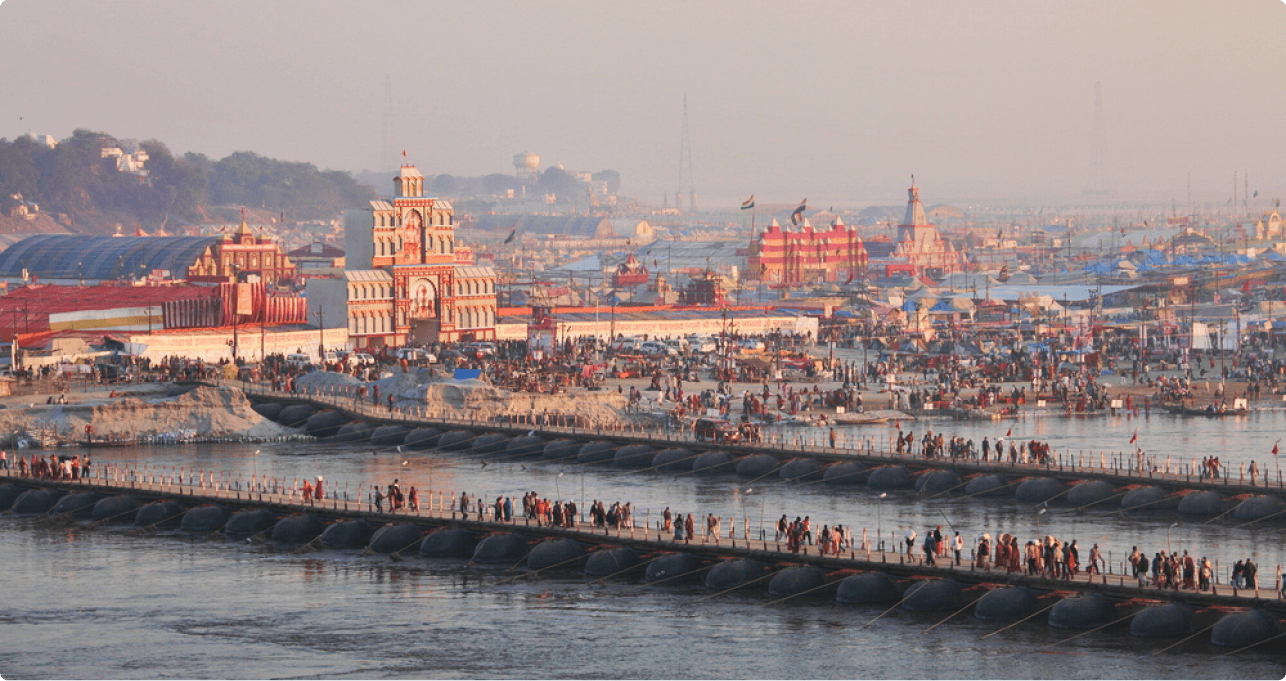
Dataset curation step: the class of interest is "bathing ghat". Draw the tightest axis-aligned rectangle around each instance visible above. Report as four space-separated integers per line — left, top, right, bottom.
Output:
236 382 1286 517
2 473 1283 652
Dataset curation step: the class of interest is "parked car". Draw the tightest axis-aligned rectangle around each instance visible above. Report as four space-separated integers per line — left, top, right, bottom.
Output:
286 353 312 368
351 352 376 365
662 338 689 354
462 342 496 359
639 341 671 356
396 348 436 364
687 336 717 353
611 337 644 353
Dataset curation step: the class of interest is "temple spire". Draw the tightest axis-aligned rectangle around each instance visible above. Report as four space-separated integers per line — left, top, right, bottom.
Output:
903 175 928 227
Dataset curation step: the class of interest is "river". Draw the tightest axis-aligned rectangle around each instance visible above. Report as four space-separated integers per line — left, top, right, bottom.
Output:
2 409 1284 678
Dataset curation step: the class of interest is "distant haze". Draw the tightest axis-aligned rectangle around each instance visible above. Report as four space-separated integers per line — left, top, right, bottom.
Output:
1 0 1284 207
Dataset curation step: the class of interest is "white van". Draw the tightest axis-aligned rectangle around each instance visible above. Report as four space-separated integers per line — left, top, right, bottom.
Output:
611 337 643 353
663 338 688 354
640 341 672 356
687 336 717 354
286 353 312 368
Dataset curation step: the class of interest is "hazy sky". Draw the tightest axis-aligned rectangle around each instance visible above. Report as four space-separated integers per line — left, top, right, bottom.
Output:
1 0 1284 207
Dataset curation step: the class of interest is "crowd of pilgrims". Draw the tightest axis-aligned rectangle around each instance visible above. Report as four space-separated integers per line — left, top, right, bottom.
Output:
892 428 1056 464
14 457 1275 595
12 452 90 480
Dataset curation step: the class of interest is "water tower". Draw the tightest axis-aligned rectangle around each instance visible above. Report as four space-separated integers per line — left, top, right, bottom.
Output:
513 152 540 182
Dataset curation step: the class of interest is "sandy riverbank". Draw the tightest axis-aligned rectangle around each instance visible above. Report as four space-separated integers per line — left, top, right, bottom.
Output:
0 384 294 446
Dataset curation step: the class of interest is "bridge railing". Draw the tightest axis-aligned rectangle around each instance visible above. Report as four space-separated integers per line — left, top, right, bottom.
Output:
217 378 1285 491
3 464 1282 602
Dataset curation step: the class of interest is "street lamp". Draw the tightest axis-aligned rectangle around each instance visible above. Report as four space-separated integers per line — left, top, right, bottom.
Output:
877 492 887 552
314 306 326 362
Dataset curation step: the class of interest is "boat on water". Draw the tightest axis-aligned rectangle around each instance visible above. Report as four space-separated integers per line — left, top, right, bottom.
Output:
831 414 890 425
1166 405 1248 417
78 438 139 448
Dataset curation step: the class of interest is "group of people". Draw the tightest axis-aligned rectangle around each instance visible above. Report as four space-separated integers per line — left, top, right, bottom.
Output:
902 526 966 567
971 533 1099 580
13 452 90 481
299 476 325 504
1130 547 1215 591
525 492 579 529
770 515 852 555
373 479 418 512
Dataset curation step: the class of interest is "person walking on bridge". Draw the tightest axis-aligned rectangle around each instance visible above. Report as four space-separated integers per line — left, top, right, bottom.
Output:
1087 544 1102 576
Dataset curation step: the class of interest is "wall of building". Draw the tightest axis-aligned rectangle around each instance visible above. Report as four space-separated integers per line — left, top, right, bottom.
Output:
496 314 818 342
304 278 350 333
125 327 350 363
344 211 374 270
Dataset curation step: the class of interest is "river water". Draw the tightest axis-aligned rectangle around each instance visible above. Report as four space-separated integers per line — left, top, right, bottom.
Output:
3 409 1285 679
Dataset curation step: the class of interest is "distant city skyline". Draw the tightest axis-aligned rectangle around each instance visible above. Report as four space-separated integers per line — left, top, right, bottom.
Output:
1 0 1283 207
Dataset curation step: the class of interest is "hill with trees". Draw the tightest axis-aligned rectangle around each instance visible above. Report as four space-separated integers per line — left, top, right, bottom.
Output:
0 129 375 234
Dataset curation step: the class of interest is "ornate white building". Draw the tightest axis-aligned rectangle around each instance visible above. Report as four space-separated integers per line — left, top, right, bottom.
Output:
868 180 967 277
308 165 497 348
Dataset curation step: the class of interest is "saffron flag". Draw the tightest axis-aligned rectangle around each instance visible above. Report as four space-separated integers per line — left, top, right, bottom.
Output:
1005 427 1012 437
741 195 755 210
1273 440 1279 456
790 199 807 226
1129 429 1138 444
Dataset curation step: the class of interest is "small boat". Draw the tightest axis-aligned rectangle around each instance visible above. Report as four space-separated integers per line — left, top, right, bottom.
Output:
79 438 138 448
1166 406 1247 417
832 414 890 425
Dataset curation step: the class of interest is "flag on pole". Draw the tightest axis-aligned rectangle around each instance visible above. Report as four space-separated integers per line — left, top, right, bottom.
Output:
1005 427 1012 437
790 199 807 226
1273 440 1279 456
504 228 517 244
1129 429 1138 444
741 195 755 210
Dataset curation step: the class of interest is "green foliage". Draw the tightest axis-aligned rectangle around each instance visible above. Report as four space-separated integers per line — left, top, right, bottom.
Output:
0 131 374 225
204 151 374 214
537 166 583 201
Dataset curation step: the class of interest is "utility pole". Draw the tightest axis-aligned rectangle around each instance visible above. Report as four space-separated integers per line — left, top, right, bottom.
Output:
315 306 325 361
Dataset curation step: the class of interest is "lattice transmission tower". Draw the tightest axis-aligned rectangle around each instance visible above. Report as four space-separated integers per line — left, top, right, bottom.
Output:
678 95 697 213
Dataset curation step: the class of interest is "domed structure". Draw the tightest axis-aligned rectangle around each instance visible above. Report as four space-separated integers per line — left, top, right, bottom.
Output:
513 152 540 181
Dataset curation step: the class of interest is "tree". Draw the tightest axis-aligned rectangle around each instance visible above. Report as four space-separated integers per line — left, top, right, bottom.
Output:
432 174 459 195
537 167 581 201
481 173 521 195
